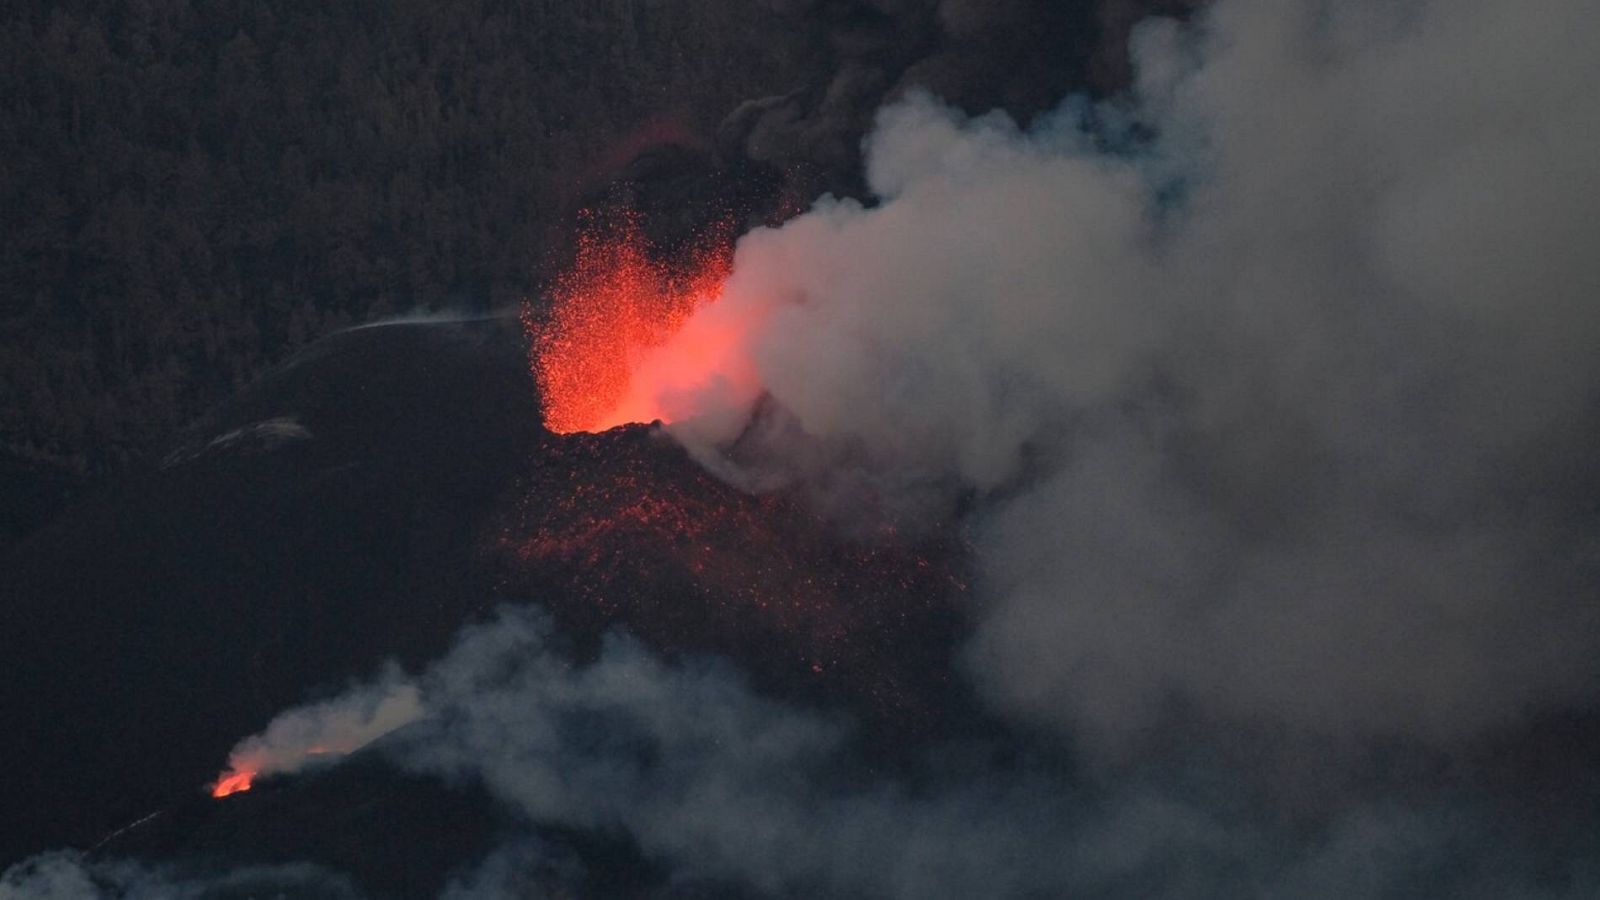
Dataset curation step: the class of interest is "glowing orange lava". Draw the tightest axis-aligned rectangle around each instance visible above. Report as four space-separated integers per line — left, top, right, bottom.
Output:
210 767 256 798
525 211 735 433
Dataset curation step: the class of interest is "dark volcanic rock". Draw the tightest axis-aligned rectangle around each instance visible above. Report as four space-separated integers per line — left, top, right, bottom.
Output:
0 317 540 865
0 315 975 882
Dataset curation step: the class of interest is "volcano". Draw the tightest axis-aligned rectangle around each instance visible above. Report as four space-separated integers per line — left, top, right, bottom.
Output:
0 314 974 894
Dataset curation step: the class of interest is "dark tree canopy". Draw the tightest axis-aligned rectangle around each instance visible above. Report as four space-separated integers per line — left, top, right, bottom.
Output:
0 0 806 484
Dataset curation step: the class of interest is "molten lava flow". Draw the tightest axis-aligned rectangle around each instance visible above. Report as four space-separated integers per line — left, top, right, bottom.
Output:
525 211 738 433
210 767 256 798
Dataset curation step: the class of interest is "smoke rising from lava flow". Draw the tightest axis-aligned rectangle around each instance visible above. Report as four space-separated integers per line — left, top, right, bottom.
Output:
625 0 1600 749
209 675 422 798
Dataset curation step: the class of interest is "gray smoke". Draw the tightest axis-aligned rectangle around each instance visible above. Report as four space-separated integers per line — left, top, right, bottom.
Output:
656 0 1600 750
31 605 1579 899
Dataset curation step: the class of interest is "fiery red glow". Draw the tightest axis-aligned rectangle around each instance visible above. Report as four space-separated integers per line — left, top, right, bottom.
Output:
525 211 738 434
209 767 256 798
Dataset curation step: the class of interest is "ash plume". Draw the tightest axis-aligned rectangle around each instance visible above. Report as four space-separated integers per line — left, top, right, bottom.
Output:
375 609 1595 898
659 0 1600 750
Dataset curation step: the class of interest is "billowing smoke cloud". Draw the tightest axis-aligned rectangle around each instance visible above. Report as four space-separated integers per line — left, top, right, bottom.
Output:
383 610 1595 898
651 0 1600 749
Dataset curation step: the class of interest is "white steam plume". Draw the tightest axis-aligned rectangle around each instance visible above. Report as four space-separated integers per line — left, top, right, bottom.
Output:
641 0 1600 749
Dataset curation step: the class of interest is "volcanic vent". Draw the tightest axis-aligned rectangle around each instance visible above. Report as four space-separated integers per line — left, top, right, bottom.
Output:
507 209 971 726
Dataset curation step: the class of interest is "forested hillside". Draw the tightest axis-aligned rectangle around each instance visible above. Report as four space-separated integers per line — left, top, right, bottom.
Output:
0 0 807 484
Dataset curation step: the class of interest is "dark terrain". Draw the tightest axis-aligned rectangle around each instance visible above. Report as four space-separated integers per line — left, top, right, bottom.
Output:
0 316 976 894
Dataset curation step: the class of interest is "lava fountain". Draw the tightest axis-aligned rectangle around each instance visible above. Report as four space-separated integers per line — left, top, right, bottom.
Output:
524 210 752 434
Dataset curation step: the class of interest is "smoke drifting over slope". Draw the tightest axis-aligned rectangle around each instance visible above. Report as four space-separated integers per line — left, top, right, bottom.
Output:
650 0 1600 749
209 676 423 797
